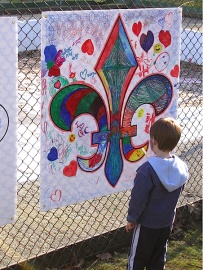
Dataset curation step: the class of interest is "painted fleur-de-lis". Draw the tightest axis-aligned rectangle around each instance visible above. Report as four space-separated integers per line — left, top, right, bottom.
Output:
49 16 173 187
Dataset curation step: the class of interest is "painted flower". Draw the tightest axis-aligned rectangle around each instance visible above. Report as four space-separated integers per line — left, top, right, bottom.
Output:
44 45 65 77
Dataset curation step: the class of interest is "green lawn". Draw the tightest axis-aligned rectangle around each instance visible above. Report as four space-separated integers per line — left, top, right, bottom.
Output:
79 221 202 270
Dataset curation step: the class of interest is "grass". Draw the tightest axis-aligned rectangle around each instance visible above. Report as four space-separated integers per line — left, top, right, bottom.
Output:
79 220 202 270
166 222 202 269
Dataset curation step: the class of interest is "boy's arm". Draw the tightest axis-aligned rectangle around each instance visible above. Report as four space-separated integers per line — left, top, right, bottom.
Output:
127 165 153 225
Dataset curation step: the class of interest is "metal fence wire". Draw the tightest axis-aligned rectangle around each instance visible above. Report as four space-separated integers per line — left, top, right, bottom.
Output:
0 0 202 269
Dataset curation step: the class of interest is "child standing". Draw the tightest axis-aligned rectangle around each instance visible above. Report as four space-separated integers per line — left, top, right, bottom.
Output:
126 117 189 270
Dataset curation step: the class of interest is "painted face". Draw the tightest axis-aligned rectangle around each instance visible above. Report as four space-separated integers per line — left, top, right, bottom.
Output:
153 43 162 54
137 108 144 118
154 52 170 72
69 133 76 142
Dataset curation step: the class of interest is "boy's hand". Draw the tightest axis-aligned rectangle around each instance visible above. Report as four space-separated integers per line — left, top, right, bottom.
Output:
126 222 137 232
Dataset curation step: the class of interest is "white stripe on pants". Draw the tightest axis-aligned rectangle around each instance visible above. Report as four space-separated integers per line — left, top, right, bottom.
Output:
127 224 141 270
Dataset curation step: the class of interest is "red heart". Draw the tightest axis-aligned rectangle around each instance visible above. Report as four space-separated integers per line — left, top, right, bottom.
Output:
170 65 180 77
81 39 94 55
54 80 61 89
48 65 60 77
132 21 142 37
158 30 171 48
63 160 77 177
50 189 62 202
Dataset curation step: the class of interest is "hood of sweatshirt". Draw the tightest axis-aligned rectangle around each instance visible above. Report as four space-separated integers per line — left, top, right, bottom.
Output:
148 155 189 192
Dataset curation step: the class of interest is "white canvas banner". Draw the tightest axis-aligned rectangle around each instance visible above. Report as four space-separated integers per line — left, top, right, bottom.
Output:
40 8 182 211
0 17 18 226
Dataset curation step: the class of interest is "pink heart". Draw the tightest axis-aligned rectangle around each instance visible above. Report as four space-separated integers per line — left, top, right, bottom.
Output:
54 80 61 89
63 160 77 177
165 12 174 27
50 189 62 202
132 21 142 37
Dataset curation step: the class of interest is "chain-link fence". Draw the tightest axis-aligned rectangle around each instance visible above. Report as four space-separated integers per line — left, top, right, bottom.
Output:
0 1 202 269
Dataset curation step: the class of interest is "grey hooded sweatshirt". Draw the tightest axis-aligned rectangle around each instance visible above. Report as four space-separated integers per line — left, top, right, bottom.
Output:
127 155 189 229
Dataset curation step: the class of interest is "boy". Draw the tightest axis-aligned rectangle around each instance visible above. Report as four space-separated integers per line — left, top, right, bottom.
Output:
126 117 189 270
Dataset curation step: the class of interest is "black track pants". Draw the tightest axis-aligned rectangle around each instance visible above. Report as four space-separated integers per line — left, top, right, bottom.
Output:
127 224 171 270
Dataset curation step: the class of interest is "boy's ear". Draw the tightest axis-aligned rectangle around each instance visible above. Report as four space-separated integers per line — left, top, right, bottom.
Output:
152 137 157 145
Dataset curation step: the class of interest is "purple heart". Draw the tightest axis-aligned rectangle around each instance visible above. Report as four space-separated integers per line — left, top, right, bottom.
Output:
140 31 154 53
47 147 58 161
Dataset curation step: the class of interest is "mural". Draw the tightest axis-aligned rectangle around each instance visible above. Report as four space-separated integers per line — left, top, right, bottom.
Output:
40 8 182 211
0 17 18 226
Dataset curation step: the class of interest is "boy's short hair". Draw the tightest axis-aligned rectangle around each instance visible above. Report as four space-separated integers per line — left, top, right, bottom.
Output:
150 117 181 151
